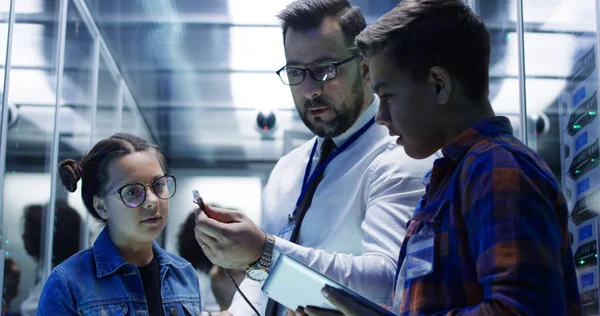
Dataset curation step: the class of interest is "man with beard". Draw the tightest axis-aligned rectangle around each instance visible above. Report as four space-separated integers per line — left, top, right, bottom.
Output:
194 1 433 315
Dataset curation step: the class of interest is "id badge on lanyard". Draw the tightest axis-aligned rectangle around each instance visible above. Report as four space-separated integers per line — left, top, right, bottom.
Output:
391 221 436 313
277 213 296 241
405 222 435 280
278 117 376 242
403 199 445 281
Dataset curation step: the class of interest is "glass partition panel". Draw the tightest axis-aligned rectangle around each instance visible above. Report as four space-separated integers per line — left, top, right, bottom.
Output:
1 0 62 314
121 92 152 143
120 92 135 135
0 0 13 312
521 0 600 313
52 0 96 267
473 0 522 136
94 54 121 141
0 0 9 122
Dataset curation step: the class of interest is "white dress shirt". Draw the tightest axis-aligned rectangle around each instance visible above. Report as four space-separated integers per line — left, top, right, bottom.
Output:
228 96 434 315
20 267 43 316
197 270 221 313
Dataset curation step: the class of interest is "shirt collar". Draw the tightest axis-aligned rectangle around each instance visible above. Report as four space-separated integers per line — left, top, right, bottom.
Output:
317 94 378 148
441 116 513 162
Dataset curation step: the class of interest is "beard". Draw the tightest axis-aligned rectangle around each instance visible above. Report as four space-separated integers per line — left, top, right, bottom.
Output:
296 75 365 138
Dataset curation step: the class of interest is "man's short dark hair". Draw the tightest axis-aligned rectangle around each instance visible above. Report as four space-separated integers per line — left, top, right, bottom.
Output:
22 200 82 267
356 0 491 100
277 0 366 47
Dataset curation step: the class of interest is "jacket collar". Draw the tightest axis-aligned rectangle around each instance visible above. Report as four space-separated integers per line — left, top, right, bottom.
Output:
93 227 187 278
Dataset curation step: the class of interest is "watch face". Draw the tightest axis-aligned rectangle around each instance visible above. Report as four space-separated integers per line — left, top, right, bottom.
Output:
247 268 269 281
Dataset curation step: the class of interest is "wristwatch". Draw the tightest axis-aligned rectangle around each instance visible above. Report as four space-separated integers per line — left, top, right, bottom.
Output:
246 233 275 281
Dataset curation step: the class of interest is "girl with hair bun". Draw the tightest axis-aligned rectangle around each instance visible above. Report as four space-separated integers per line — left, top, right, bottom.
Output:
38 133 202 315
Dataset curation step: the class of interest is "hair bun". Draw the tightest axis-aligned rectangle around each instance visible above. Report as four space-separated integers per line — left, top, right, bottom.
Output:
58 159 82 192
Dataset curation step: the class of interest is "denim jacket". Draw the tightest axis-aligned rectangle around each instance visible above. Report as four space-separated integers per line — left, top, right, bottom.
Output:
37 228 202 315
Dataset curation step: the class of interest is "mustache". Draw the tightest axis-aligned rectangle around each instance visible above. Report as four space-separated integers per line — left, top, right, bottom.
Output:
304 98 332 109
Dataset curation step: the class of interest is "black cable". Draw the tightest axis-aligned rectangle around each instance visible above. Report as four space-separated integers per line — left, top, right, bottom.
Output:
226 268 261 316
194 198 261 315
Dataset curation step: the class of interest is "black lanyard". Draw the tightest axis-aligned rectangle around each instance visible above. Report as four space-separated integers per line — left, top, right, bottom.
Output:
294 116 376 210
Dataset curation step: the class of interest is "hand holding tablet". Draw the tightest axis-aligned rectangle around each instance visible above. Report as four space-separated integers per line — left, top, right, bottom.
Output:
263 254 395 315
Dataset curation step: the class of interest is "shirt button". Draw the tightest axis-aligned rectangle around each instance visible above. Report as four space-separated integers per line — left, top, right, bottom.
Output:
170 307 178 315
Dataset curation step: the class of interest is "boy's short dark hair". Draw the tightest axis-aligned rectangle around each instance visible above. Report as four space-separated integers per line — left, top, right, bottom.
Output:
277 0 366 47
356 0 491 100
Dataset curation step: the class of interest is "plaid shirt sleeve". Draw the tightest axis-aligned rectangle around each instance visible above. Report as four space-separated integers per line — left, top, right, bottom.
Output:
448 146 577 315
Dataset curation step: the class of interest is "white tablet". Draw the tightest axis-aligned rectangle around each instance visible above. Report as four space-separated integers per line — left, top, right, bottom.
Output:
262 254 395 315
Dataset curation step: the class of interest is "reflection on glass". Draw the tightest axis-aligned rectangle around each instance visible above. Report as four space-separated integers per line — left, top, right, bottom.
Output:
522 0 600 314
473 1 521 135
0 2 9 139
57 0 95 166
120 93 134 135
52 0 95 290
1 0 60 315
0 0 11 312
95 55 120 141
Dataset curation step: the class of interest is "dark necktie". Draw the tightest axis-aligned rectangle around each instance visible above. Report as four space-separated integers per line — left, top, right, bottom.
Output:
289 137 336 242
265 138 337 316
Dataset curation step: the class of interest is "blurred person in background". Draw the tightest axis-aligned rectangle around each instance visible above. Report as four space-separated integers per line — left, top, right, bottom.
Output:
178 211 245 312
20 200 81 316
208 265 245 311
3 257 21 316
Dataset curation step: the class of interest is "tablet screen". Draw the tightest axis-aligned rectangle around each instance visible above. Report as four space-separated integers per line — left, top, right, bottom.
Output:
262 254 395 315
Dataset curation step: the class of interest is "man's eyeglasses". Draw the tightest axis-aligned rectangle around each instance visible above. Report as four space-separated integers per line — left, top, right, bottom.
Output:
276 55 359 86
103 175 176 208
